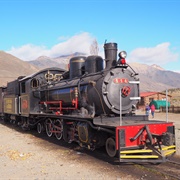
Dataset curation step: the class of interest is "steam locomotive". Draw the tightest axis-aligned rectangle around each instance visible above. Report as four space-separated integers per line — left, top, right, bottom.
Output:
0 42 176 163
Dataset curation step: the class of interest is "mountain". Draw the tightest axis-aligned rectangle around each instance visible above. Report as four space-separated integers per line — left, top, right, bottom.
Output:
1 51 180 93
0 51 39 86
29 53 180 92
129 62 180 91
151 64 164 70
28 52 86 70
28 56 62 69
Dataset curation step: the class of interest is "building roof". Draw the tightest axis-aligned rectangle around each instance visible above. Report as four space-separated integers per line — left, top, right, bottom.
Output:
140 92 157 97
140 92 172 97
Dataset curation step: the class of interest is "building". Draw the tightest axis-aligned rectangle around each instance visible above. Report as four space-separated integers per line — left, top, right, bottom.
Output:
138 92 172 109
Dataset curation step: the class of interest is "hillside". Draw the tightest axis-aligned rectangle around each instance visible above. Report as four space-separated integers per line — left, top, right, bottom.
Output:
0 51 39 86
162 88 180 106
1 51 180 94
129 62 180 92
29 55 180 92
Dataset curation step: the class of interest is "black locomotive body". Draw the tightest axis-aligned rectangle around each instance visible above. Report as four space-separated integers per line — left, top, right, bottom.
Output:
0 42 176 163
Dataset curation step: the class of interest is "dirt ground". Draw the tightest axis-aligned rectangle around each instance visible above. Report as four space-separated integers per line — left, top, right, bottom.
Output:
136 110 180 126
0 112 179 180
0 123 128 180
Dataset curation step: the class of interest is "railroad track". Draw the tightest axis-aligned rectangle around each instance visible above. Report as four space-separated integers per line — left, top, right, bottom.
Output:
139 159 180 180
85 147 180 179
167 159 180 166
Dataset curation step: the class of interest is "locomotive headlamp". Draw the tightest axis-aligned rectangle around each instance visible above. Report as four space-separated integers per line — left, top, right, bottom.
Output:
119 51 127 59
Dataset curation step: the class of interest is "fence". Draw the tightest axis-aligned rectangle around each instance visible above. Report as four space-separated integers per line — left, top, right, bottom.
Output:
161 106 180 113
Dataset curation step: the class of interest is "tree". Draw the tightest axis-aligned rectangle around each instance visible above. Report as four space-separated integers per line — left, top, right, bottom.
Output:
90 39 99 55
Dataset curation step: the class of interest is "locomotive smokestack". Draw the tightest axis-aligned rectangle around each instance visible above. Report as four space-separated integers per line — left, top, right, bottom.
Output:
104 42 117 69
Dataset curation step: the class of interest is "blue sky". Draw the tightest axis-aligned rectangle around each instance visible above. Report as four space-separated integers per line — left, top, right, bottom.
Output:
0 0 180 72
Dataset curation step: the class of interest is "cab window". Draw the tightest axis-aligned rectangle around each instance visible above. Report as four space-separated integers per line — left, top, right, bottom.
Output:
31 78 39 88
21 82 26 93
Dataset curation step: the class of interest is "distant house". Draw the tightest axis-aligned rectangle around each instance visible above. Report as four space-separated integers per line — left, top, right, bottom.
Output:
138 92 172 109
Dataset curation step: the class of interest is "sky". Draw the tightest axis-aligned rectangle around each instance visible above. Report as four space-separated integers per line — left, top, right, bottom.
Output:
0 0 180 72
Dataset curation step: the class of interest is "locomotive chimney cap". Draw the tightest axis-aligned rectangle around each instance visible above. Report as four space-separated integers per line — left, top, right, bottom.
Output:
104 42 117 49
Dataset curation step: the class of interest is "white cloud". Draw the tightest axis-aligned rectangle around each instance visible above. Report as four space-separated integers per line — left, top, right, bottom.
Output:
6 35 179 71
7 44 47 61
6 32 95 61
128 42 179 65
49 32 94 58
